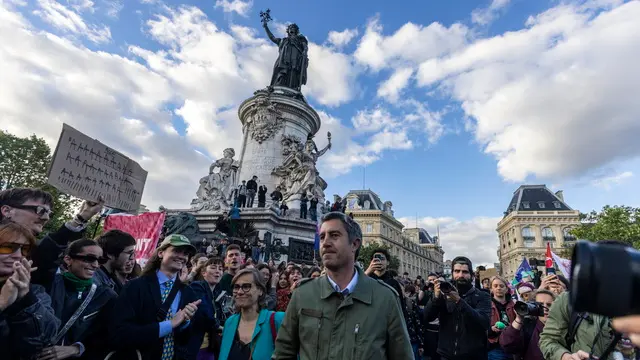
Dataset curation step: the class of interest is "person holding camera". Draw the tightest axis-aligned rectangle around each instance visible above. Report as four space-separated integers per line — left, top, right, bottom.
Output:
365 249 407 315
424 256 491 360
499 289 556 360
488 276 516 360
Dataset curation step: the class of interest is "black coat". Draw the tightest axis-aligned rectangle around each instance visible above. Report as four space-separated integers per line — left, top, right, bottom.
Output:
187 281 222 356
424 286 491 360
49 275 116 360
108 273 201 360
246 180 258 192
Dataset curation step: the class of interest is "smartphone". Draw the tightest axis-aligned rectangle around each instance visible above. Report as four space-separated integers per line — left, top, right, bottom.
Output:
546 267 556 275
373 254 384 261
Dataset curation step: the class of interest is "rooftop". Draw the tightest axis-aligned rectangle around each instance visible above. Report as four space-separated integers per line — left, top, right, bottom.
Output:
505 185 572 215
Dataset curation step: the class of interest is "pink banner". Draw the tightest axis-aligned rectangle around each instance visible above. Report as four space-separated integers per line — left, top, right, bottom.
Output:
103 212 165 266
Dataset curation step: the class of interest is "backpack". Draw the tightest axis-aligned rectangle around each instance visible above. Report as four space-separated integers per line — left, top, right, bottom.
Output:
565 310 589 350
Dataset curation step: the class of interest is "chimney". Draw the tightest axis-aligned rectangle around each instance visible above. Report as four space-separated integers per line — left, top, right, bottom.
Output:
555 190 564 201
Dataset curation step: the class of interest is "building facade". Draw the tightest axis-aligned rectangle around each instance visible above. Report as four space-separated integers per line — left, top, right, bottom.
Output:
497 185 580 279
342 190 445 278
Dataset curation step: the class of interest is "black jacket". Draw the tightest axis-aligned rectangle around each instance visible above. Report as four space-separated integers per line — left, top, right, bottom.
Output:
424 286 491 360
186 281 222 357
246 180 258 191
49 275 117 360
109 273 201 360
31 224 85 287
0 284 60 359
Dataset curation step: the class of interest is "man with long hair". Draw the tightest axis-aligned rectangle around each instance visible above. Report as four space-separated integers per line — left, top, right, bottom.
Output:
109 234 203 360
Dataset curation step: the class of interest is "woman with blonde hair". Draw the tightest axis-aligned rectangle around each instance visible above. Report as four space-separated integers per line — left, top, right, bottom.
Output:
488 275 516 360
218 268 285 360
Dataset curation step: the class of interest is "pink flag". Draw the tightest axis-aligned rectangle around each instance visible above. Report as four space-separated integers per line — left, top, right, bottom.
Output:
104 212 165 267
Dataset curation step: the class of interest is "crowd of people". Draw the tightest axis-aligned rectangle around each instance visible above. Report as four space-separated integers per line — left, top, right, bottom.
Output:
0 186 638 360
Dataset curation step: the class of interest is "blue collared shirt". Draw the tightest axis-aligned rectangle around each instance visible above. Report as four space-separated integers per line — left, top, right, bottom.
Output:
157 271 188 338
327 268 359 295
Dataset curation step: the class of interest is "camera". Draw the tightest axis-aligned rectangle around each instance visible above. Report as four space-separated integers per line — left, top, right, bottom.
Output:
570 240 640 317
514 301 545 317
439 280 455 293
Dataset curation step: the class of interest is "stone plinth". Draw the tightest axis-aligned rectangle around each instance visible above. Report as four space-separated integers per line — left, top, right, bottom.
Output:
166 207 319 265
236 87 321 201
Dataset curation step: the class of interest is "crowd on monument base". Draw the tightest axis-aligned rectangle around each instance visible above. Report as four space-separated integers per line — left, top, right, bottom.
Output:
0 186 638 360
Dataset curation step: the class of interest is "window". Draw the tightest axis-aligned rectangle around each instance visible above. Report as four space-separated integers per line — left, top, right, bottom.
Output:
538 201 546 209
523 201 530 209
522 226 535 248
563 228 576 241
542 227 555 241
366 223 373 233
553 201 561 209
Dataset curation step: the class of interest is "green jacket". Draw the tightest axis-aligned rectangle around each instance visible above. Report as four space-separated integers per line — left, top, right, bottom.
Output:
538 292 614 360
271 267 413 360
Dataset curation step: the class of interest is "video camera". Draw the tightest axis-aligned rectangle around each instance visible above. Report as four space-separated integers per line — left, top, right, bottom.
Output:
570 240 640 318
514 301 545 317
438 278 455 293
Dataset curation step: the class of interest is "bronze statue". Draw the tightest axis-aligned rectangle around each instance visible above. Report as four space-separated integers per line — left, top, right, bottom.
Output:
260 9 309 91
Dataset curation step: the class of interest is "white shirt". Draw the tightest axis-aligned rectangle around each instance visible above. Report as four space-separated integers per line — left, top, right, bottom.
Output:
327 268 359 294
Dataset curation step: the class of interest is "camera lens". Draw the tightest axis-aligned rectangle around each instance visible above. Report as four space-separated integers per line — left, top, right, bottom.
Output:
570 240 640 317
514 301 544 317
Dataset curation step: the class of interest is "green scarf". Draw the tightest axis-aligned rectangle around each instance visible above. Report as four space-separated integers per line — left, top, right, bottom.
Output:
62 272 93 292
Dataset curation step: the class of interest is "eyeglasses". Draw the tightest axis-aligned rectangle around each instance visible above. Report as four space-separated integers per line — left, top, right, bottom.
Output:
9 204 52 217
0 243 32 256
70 254 107 264
232 283 253 293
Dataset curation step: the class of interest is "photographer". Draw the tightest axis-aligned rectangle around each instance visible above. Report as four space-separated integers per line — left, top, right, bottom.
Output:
424 256 491 360
499 289 556 360
539 241 629 360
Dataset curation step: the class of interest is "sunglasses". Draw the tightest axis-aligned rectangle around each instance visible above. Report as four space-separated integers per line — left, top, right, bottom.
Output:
0 243 32 256
232 283 254 293
10 204 52 217
70 254 107 264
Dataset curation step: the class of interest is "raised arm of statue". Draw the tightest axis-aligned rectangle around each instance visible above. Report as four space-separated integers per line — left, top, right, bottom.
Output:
262 22 280 45
315 143 331 158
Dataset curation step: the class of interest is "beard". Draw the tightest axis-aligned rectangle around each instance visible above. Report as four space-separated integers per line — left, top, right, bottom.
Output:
454 278 472 293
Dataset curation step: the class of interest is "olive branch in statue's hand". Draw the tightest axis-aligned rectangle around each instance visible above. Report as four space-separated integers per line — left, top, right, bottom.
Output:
259 9 272 25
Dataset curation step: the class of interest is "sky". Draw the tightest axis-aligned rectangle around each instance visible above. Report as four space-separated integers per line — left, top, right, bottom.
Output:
2 0 640 267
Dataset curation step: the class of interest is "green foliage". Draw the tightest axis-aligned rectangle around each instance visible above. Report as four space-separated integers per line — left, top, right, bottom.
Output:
357 242 400 271
0 131 81 235
571 205 640 249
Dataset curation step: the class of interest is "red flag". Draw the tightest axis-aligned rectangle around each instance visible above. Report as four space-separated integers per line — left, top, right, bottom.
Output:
545 242 556 274
104 212 165 267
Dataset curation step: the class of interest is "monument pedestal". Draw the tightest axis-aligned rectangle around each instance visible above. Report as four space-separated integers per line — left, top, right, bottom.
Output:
166 207 319 265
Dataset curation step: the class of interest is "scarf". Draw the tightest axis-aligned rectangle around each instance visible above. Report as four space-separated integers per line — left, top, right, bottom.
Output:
62 271 93 292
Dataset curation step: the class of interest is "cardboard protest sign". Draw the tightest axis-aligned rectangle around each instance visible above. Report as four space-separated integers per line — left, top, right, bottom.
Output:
47 124 147 212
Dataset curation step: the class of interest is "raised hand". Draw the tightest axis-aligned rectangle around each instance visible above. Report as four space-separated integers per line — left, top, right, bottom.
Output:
0 275 19 311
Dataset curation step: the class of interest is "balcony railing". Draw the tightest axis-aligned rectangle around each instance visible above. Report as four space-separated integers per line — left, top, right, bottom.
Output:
543 236 556 241
522 236 535 242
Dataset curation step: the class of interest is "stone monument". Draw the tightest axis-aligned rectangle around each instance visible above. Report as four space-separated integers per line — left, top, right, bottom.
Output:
175 9 331 264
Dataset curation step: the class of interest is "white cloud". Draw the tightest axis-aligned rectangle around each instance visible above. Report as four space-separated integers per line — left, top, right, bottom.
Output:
471 0 511 26
398 216 503 266
351 107 396 133
327 28 358 48
103 0 123 18
591 171 633 190
403 99 444 145
33 0 111 43
376 67 413 103
415 0 640 182
305 43 359 107
67 0 94 12
214 0 252 17
354 16 469 72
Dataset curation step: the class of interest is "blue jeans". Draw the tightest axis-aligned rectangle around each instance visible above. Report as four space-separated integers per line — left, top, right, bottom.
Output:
487 348 510 360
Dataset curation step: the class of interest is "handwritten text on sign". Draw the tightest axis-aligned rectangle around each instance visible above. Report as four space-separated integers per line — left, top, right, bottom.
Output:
47 124 147 211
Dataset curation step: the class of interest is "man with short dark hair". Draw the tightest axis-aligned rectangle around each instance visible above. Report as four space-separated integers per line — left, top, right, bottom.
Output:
94 229 137 294
246 176 258 208
425 256 491 360
217 244 242 293
237 181 247 208
273 212 413 359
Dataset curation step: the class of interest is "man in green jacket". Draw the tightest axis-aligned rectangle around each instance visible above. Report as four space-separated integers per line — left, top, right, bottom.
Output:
538 291 614 360
272 211 413 360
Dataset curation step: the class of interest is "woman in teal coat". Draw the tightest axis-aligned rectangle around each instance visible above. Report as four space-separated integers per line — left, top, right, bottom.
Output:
219 268 284 360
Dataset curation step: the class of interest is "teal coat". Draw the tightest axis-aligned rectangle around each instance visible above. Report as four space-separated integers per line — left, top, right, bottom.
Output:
219 309 285 360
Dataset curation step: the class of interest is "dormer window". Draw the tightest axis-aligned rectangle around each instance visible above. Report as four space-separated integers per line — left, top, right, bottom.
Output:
523 202 530 209
553 201 561 209
538 201 545 209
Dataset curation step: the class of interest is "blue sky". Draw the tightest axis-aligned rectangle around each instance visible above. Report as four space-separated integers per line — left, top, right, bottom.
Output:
2 0 640 265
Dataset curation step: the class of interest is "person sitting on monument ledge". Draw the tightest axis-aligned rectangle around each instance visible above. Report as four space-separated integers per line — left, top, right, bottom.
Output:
279 203 289 216
246 176 258 208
